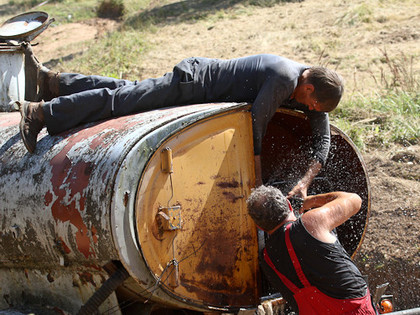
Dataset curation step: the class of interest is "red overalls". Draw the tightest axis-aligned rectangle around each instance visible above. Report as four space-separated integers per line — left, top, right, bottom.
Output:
263 223 376 314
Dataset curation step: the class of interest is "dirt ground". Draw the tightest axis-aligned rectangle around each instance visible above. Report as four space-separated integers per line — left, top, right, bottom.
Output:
24 0 419 310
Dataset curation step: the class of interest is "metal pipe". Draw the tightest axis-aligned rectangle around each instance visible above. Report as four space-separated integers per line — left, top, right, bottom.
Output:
388 308 420 315
77 265 130 315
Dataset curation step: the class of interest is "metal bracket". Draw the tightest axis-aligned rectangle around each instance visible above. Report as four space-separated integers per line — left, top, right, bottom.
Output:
157 206 182 230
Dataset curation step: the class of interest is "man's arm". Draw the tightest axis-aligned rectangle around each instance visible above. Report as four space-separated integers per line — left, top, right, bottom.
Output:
287 160 322 199
251 79 294 157
300 192 362 243
251 80 293 187
307 111 330 166
287 111 330 198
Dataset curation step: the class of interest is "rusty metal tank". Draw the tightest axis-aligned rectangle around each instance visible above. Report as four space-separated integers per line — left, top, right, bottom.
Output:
0 103 370 314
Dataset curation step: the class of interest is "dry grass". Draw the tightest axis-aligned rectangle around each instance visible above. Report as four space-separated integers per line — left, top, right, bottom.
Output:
123 0 419 98
5 0 417 100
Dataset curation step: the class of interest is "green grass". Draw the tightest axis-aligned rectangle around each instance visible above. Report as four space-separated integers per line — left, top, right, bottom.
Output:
331 91 420 150
5 0 98 23
335 3 374 27
332 48 419 151
64 30 149 78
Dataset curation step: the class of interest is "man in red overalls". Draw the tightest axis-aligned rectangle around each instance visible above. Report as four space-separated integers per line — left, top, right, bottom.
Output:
246 186 377 314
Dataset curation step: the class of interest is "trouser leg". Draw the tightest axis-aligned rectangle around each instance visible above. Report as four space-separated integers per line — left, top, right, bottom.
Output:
43 87 116 135
59 73 138 96
43 70 193 135
111 71 195 116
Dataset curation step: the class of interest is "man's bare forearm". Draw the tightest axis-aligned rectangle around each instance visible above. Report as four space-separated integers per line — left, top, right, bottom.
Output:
299 159 322 188
288 160 322 198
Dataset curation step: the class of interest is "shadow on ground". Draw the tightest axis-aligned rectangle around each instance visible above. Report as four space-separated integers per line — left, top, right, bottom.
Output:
124 0 302 29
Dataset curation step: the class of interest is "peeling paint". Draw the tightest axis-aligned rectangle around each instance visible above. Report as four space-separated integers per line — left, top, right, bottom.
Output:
0 103 370 313
77 272 96 287
56 237 71 255
48 151 93 258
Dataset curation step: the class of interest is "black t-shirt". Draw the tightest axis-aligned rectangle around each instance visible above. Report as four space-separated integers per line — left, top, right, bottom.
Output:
261 218 368 311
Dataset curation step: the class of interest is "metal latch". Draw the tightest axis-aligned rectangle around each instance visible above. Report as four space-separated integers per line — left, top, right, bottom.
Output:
157 205 182 230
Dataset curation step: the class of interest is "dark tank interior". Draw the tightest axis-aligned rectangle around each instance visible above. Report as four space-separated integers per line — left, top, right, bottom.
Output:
258 109 371 302
260 109 370 259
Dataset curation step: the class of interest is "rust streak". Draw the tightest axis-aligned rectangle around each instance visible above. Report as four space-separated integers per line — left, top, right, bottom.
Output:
91 226 98 244
44 191 53 206
78 272 96 287
217 180 239 189
58 237 71 254
222 191 242 203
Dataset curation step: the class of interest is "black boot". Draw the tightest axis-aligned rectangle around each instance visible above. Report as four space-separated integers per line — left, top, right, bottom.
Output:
38 66 60 101
22 42 59 101
18 100 45 154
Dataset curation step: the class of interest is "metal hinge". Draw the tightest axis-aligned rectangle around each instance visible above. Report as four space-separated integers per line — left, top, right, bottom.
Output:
157 205 182 230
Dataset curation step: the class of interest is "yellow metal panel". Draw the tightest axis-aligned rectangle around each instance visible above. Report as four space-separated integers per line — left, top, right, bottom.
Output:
136 110 259 308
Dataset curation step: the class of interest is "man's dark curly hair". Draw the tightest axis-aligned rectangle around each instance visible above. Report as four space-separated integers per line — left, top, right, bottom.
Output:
246 185 289 231
307 67 344 112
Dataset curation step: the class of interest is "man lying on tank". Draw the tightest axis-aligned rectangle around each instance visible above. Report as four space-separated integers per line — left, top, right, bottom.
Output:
246 185 377 314
18 45 344 199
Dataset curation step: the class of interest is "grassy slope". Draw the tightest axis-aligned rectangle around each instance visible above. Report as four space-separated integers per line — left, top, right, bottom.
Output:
3 0 416 149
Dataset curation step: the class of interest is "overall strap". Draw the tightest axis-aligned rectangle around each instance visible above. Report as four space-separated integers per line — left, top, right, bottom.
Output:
284 223 312 288
263 248 300 294
262 222 311 293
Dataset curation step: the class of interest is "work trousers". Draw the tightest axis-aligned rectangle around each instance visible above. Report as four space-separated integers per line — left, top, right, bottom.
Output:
43 58 201 135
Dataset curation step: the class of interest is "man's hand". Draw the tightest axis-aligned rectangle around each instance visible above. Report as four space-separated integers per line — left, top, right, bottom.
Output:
287 160 322 199
287 181 308 199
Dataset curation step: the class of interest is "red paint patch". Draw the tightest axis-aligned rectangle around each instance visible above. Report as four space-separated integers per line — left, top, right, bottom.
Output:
0 112 20 128
47 146 95 258
44 191 53 206
58 237 71 254
78 272 96 287
62 115 148 151
43 113 153 258
82 263 103 271
91 226 98 244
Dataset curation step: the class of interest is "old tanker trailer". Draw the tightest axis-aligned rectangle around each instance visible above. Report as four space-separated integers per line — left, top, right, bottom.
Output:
0 102 370 314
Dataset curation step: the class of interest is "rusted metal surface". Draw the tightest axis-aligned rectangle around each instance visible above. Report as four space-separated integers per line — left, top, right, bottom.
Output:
0 102 255 312
0 103 371 313
136 110 259 309
109 102 257 312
